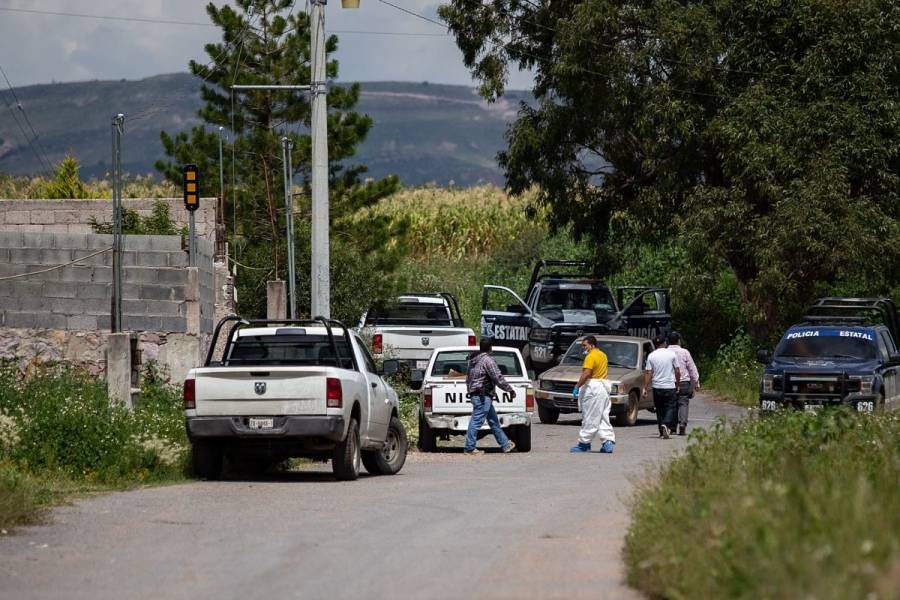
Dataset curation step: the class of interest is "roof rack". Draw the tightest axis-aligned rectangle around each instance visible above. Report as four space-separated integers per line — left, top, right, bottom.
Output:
527 259 596 293
205 315 357 369
802 297 900 342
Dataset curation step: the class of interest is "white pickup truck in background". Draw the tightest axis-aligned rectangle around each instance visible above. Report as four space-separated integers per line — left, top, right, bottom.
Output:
357 292 476 371
416 346 534 452
184 316 407 481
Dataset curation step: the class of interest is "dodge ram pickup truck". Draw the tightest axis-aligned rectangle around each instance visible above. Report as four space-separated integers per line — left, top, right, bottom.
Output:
184 316 408 481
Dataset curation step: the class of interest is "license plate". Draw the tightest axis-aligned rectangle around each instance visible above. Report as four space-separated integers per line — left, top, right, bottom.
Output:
248 417 274 429
760 400 778 411
856 401 874 413
416 360 429 370
803 404 821 413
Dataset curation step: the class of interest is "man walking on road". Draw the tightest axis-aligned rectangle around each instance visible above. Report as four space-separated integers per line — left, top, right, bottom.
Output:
570 336 615 454
643 336 681 439
464 338 516 455
668 331 700 436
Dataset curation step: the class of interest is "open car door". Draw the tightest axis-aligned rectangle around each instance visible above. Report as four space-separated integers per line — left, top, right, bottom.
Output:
616 286 672 340
481 285 532 350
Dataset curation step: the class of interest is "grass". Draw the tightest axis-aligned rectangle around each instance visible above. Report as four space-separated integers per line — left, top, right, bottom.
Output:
624 409 900 599
700 330 763 407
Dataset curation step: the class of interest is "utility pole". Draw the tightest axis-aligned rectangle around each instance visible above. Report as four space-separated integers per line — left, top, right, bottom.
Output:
281 137 296 319
110 114 125 333
218 126 226 224
310 0 330 318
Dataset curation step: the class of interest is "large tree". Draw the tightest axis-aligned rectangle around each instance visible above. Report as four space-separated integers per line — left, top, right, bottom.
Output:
157 0 402 319
440 0 900 337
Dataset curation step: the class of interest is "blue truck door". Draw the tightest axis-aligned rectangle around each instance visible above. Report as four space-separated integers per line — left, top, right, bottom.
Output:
878 330 900 407
616 287 673 339
481 285 532 351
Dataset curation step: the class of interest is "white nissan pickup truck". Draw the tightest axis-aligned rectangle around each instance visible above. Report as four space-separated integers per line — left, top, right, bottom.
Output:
184 316 407 481
357 293 476 371
416 346 534 452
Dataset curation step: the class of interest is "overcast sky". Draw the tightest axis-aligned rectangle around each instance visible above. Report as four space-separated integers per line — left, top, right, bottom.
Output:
0 0 534 89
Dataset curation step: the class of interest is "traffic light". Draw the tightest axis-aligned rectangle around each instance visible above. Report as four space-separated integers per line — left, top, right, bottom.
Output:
183 164 199 211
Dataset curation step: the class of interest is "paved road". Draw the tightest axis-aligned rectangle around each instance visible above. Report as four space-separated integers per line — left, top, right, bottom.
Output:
0 395 743 600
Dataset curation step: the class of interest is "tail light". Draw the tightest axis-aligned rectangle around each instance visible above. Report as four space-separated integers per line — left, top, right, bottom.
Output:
373 334 383 354
468 335 476 346
326 377 343 408
424 387 432 411
183 379 196 410
525 387 534 412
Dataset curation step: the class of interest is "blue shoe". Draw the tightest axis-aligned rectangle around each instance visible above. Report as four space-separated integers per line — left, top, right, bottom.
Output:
569 442 591 453
599 440 615 454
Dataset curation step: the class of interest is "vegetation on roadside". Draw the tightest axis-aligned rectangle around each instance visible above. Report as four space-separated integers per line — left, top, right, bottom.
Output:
0 364 187 528
625 410 900 599
0 160 176 199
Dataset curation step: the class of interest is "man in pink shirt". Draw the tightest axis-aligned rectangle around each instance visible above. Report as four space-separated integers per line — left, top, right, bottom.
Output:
667 332 700 436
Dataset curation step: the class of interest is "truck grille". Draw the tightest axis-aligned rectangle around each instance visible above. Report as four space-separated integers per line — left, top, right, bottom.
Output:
542 380 574 393
782 374 859 400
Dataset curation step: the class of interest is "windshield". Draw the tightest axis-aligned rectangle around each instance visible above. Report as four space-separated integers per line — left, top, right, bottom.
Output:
537 288 616 313
431 351 523 377
227 334 354 367
364 303 452 327
774 329 877 360
561 340 639 369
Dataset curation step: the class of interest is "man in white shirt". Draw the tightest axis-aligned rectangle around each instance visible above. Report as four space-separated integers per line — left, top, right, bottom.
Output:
668 331 700 436
642 335 681 439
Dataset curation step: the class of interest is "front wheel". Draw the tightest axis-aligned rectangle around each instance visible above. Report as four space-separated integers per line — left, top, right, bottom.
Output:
514 424 532 452
616 391 640 426
332 417 361 481
537 403 559 424
362 416 408 475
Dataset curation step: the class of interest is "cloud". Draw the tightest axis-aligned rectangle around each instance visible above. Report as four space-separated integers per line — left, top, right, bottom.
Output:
0 0 534 90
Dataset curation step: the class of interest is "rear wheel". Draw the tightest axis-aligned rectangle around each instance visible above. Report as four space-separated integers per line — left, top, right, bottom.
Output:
332 417 361 481
616 391 640 426
362 416 408 475
515 424 532 452
418 413 437 452
191 441 223 480
537 403 560 424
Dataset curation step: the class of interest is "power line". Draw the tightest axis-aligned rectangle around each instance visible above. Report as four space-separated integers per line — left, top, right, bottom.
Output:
375 0 446 28
0 61 52 173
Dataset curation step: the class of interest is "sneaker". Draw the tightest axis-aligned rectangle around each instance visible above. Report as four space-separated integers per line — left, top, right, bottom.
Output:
464 449 484 456
661 425 670 439
599 440 615 454
502 441 516 453
678 425 686 436
569 442 591 453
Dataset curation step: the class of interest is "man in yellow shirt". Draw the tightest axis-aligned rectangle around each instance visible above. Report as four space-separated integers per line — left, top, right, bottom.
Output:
570 336 615 453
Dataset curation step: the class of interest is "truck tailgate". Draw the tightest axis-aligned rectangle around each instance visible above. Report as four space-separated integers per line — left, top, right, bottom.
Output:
380 328 474 362
428 380 530 414
192 367 330 416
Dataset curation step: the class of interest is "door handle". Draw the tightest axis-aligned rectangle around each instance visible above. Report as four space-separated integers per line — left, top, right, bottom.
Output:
371 382 378 388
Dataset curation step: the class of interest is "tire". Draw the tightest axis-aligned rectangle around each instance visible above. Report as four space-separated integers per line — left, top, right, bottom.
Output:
362 416 408 475
616 391 640 427
515 424 532 452
537 403 559 424
418 413 437 452
332 417 361 481
191 441 223 480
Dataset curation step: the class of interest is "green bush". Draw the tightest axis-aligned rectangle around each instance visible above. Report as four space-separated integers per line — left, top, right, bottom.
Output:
625 410 900 599
703 331 763 406
0 462 51 528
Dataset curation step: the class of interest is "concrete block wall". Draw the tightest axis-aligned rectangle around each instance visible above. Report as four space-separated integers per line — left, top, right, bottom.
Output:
0 198 216 241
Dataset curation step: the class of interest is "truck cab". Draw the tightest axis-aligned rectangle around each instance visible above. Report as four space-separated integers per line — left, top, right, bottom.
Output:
758 297 900 413
480 259 671 374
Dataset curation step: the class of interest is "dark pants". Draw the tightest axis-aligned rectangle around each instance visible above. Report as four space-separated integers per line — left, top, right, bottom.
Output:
653 387 678 434
677 381 694 428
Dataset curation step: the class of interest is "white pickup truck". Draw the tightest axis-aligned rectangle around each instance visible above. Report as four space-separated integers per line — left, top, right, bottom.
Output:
416 346 534 452
357 293 476 371
184 316 407 481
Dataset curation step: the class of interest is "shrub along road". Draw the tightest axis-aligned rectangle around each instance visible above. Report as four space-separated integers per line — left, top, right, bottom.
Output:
0 395 743 600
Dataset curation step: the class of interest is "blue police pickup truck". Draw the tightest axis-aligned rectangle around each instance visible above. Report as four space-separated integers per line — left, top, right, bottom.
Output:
757 298 900 413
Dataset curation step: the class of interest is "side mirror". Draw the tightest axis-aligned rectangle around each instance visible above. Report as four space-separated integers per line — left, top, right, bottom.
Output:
382 359 400 376
756 349 771 365
409 369 424 390
888 352 900 366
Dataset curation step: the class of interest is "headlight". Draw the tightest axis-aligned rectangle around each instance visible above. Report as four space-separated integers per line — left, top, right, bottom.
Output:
851 375 875 394
762 374 775 394
539 379 552 391
530 328 551 343
609 383 620 395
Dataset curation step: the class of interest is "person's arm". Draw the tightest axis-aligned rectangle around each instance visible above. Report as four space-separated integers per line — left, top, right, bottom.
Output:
487 358 515 395
686 350 701 390
576 368 592 388
642 369 651 398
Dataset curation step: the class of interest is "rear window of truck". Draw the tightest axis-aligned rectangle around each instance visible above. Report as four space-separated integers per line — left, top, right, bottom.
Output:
365 303 452 326
227 334 354 368
431 351 523 377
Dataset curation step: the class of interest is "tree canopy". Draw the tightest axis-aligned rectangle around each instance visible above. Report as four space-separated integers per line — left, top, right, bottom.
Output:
440 0 900 337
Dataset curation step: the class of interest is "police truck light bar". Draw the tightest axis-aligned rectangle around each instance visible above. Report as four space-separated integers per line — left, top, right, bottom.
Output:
183 164 199 211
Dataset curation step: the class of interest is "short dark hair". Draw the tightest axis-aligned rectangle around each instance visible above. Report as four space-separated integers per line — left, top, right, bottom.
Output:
653 335 667 347
479 338 493 353
583 335 597 347
668 331 681 345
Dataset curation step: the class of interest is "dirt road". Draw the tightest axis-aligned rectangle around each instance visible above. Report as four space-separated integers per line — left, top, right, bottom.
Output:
0 395 742 600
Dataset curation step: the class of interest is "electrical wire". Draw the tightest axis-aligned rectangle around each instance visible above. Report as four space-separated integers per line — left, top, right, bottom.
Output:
0 61 53 172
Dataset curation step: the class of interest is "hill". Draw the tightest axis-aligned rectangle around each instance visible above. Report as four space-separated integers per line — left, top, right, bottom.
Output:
0 74 531 187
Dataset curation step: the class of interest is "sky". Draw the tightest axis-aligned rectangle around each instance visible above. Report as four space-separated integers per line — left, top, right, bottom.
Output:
0 0 534 89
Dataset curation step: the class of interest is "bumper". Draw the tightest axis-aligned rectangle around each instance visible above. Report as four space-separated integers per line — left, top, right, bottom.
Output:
187 415 346 441
423 411 532 432
537 390 628 412
759 393 878 412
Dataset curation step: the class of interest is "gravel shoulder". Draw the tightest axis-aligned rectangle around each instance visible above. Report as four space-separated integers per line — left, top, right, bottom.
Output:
0 394 743 600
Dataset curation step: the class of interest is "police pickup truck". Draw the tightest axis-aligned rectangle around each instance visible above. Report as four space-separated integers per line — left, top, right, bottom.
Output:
480 259 671 374
757 298 900 413
184 316 407 481
416 346 534 452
